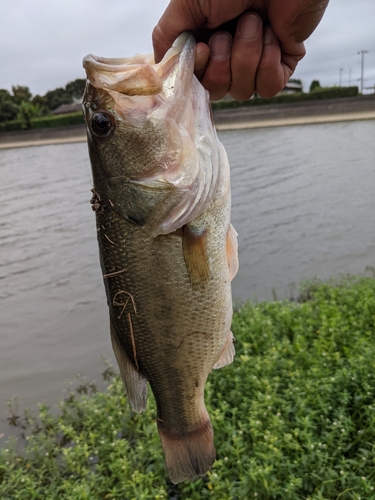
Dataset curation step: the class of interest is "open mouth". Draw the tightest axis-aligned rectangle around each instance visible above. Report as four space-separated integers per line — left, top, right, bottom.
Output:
82 33 195 98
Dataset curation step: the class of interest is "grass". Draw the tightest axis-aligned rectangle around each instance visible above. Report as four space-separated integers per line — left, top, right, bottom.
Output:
2 276 375 499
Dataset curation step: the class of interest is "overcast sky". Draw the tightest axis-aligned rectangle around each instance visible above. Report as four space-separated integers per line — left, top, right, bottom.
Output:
1 0 374 96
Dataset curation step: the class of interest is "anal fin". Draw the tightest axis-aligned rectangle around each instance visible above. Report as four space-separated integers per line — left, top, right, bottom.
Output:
110 319 148 413
213 331 235 369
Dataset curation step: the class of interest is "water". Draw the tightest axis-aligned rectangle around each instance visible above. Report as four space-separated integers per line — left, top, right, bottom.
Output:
1 120 374 434
221 121 375 300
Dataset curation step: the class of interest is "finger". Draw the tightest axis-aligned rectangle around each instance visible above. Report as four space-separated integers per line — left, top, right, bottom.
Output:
268 0 329 47
153 0 256 63
228 12 263 101
200 32 232 101
255 26 290 98
194 42 210 80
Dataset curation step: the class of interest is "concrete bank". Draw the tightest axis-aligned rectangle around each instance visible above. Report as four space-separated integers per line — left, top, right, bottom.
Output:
0 124 87 150
1 95 374 150
215 111 375 131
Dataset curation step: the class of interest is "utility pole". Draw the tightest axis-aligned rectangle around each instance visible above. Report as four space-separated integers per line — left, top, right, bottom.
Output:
348 69 352 87
358 50 368 93
339 68 343 87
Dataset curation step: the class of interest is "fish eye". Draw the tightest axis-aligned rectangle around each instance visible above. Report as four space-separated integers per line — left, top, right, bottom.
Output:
90 112 114 138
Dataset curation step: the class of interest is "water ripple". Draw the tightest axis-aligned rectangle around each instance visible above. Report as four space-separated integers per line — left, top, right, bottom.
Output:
0 120 374 428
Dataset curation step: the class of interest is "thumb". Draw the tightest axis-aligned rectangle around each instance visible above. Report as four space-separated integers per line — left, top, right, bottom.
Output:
152 0 205 63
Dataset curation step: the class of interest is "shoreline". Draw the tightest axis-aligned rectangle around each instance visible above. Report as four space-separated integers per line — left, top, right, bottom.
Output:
1 95 374 150
215 110 375 131
0 135 87 150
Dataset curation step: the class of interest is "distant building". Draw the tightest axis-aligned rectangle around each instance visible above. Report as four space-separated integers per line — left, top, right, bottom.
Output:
280 81 303 94
218 79 303 103
52 103 82 115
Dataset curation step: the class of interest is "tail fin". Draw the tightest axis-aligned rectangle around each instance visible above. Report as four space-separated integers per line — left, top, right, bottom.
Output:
158 419 216 484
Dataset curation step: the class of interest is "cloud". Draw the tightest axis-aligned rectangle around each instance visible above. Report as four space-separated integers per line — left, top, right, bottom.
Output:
0 0 374 96
0 0 168 94
295 0 375 90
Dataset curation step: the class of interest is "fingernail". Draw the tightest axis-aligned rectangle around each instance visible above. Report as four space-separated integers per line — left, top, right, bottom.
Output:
238 14 261 39
264 26 275 45
209 33 231 60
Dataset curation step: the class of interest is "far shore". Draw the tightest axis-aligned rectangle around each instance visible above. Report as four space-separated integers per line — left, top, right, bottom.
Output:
1 95 374 150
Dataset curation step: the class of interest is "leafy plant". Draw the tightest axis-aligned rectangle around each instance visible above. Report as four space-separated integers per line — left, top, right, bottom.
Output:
310 80 321 92
2 276 375 499
11 85 33 106
16 101 42 130
0 89 18 122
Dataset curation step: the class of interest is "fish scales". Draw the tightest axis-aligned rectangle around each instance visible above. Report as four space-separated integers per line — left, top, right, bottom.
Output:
82 33 239 483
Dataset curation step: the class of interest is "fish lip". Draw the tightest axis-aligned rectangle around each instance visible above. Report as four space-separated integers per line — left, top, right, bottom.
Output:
82 32 195 97
82 32 191 73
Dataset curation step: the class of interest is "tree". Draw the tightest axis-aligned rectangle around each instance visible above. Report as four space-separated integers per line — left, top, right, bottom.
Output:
65 79 86 101
3 78 86 119
17 101 42 130
0 89 18 122
11 85 32 105
309 80 321 92
44 87 72 110
32 95 49 116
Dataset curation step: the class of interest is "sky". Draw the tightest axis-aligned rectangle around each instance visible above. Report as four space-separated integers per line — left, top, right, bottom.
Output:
1 0 374 96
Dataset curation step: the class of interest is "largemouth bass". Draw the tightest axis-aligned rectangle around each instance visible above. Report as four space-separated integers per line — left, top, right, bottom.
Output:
82 33 239 483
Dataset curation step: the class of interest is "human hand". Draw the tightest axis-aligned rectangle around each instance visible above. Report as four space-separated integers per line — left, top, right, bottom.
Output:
152 0 330 101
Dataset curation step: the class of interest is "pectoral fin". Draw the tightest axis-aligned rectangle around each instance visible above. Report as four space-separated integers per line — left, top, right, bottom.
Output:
182 225 210 288
213 331 235 369
226 223 239 281
110 319 148 413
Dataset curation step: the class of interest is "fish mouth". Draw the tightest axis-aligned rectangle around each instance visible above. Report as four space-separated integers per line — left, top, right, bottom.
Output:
82 33 195 100
82 34 223 237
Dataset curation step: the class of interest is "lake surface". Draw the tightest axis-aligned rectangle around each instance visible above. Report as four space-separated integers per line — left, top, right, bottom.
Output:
1 120 374 436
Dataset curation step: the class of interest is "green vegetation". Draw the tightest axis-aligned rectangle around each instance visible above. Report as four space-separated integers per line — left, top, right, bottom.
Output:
0 112 85 132
310 80 322 93
16 101 43 130
2 276 375 499
0 79 86 129
1 78 363 133
211 86 359 110
0 89 18 122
